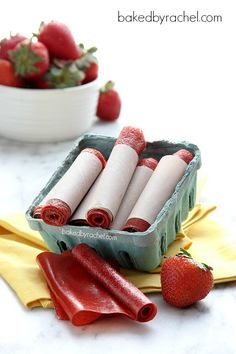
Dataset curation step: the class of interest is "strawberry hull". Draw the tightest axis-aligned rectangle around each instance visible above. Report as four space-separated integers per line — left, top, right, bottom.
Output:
26 134 201 271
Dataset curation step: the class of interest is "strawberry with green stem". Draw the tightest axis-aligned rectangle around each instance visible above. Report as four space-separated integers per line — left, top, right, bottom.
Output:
96 81 121 121
0 33 26 60
36 59 85 89
76 44 98 84
161 248 214 308
10 39 49 79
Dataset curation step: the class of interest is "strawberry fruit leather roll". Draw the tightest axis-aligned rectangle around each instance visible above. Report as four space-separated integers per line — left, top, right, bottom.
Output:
39 148 106 226
86 127 146 229
111 158 158 230
36 244 157 325
33 186 59 219
123 149 193 233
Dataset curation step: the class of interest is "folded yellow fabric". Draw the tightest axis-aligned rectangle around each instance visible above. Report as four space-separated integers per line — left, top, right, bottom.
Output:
0 204 236 309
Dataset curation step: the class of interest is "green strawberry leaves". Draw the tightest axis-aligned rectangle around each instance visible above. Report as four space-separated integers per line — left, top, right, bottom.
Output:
10 42 42 76
43 59 85 88
178 247 213 271
100 80 115 93
75 45 98 70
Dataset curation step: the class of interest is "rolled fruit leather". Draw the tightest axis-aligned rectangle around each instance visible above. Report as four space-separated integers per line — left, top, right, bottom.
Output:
111 158 158 230
123 149 193 232
86 126 146 229
34 148 106 226
72 244 157 322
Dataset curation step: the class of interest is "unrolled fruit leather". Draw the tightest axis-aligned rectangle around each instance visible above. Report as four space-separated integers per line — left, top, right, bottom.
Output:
36 244 157 325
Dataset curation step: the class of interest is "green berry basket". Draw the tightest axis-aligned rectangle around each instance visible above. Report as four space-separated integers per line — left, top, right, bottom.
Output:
26 134 201 271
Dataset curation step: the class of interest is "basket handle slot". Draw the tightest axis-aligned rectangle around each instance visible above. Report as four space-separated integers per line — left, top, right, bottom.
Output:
175 211 181 233
160 233 167 255
189 188 195 210
57 240 68 253
118 251 134 268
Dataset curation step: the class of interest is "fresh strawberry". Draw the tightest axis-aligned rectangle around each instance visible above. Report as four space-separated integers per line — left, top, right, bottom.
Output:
82 62 98 84
0 59 23 87
0 33 26 60
35 77 51 89
38 21 81 60
10 39 49 79
96 81 121 121
36 59 85 89
161 248 213 308
76 45 98 84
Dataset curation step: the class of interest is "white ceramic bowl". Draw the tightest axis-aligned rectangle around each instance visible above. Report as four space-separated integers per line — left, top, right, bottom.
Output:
0 80 99 143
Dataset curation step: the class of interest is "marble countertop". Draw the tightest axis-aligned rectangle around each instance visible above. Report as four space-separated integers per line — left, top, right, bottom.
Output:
0 121 235 354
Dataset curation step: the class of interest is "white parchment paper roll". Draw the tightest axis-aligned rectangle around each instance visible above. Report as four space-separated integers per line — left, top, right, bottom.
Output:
69 174 102 226
124 155 187 230
47 151 103 212
87 144 139 227
111 165 155 230
38 149 105 225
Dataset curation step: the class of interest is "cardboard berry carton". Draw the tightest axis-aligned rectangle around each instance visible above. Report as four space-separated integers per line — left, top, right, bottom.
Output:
26 134 201 271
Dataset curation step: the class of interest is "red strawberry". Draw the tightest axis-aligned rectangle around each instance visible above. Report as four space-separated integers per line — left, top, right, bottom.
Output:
10 39 49 79
161 248 214 308
0 33 26 60
35 77 51 89
96 81 121 121
82 62 98 84
38 21 81 60
0 59 23 87
76 45 98 84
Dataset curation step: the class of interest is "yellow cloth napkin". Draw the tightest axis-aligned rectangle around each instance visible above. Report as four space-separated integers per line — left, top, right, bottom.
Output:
0 205 236 309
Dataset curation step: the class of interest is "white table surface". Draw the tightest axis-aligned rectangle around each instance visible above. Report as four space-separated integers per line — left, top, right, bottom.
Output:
0 120 235 354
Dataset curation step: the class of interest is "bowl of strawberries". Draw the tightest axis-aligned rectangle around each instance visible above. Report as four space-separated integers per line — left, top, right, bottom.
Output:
0 21 100 142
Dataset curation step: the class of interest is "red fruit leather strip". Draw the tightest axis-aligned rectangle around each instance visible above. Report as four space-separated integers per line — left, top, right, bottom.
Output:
138 158 158 171
83 148 107 169
123 217 151 233
36 250 135 326
173 149 193 164
41 199 71 226
33 205 42 219
48 286 69 321
86 208 111 229
115 126 146 155
72 244 157 322
69 219 89 226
